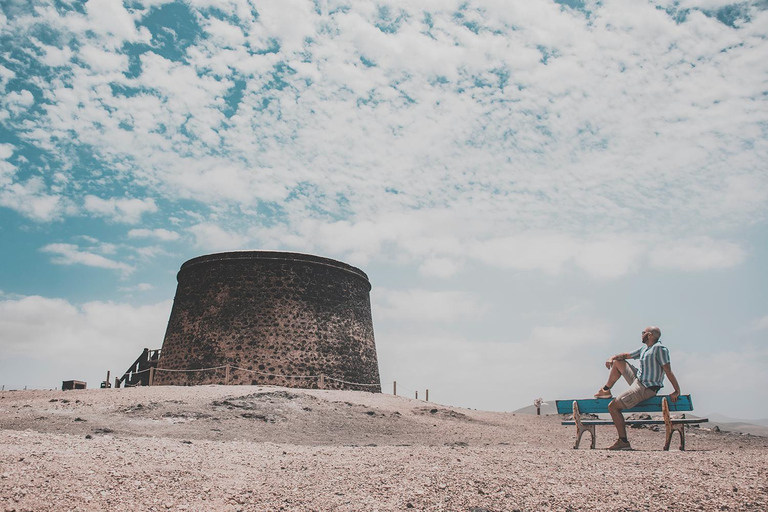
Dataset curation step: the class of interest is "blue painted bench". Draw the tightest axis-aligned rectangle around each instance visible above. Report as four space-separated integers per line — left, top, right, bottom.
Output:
555 395 708 450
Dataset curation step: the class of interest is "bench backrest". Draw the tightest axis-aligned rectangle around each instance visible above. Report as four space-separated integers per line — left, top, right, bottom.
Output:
555 395 693 415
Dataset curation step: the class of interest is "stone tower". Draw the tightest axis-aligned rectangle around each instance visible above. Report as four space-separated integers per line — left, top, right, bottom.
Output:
153 251 381 391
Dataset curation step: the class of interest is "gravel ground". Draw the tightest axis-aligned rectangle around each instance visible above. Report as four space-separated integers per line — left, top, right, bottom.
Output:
1 386 766 511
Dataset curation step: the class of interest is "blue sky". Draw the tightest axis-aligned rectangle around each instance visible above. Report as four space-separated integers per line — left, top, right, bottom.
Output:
1 0 767 419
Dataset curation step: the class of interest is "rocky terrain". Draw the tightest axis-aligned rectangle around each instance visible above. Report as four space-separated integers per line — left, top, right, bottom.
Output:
1 386 767 511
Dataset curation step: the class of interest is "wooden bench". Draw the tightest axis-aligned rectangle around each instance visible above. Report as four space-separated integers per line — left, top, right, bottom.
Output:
555 395 708 450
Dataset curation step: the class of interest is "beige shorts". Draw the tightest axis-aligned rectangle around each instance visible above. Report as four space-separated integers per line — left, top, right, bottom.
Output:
615 362 657 410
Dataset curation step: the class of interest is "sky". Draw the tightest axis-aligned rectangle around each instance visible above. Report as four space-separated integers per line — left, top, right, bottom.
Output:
1 0 767 419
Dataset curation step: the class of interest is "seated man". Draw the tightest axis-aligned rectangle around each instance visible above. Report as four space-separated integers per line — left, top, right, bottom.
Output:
595 326 681 450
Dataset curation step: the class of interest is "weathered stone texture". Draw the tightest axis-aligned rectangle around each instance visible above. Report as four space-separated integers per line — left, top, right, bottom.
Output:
154 252 381 391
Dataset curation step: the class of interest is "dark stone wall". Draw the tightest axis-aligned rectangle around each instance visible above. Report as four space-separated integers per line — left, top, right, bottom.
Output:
154 252 381 391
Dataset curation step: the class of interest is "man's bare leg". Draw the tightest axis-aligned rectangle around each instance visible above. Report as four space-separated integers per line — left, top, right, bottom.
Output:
603 359 627 391
595 359 628 397
608 399 627 439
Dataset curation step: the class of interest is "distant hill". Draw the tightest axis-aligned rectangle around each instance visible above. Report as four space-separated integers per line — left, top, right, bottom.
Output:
699 413 768 437
512 401 559 416
703 413 768 428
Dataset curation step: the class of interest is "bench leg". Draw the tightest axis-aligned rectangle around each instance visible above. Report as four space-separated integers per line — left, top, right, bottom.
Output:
575 424 596 449
572 401 597 450
662 398 686 451
664 423 685 451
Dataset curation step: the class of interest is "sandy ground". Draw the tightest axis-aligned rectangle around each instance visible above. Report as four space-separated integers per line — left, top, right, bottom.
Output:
1 386 767 511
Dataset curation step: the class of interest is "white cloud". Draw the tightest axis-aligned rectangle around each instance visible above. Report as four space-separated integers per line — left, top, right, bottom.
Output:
79 45 130 73
0 172 67 222
676 347 768 417
2 1 764 254
4 90 34 114
41 243 135 275
119 283 154 292
0 144 16 175
523 323 611 352
83 195 158 224
187 222 250 251
752 315 768 332
131 245 173 259
376 320 612 411
127 228 181 241
418 257 462 279
648 237 746 271
0 64 14 94
39 43 74 67
84 0 147 44
373 288 487 323
0 294 171 388
204 17 245 47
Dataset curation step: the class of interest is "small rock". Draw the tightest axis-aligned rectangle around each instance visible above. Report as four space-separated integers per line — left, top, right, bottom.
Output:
85 435 92 439
406 504 414 509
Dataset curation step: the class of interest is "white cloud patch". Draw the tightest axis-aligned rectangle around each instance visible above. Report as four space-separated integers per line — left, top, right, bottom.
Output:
418 257 462 279
376 319 613 411
79 45 130 73
0 178 67 222
83 195 157 224
119 283 154 292
84 0 147 44
373 288 487 323
39 43 74 67
648 237 746 272
187 222 250 251
676 347 768 418
0 294 171 388
0 145 70 222
131 245 173 260
127 228 181 241
2 0 765 255
752 315 768 332
4 89 34 114
41 243 135 275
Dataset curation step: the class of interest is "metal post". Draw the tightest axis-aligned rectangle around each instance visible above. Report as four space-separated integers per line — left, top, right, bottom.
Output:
149 367 155 386
393 381 397 396
415 391 418 400
225 364 230 385
426 389 429 402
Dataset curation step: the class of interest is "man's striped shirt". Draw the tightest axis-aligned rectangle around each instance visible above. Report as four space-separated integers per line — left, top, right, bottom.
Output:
628 342 670 388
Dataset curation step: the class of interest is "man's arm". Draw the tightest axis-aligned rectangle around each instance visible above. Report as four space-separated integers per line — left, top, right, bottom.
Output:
605 352 635 369
662 363 681 402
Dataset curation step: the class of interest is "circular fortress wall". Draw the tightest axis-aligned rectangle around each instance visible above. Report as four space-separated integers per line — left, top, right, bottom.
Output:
154 251 381 391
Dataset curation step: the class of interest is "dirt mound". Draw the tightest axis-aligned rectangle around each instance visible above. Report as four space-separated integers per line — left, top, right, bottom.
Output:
2 386 767 511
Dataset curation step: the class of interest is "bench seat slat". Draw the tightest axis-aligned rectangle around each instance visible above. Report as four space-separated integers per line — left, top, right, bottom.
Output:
561 418 708 426
555 395 693 415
